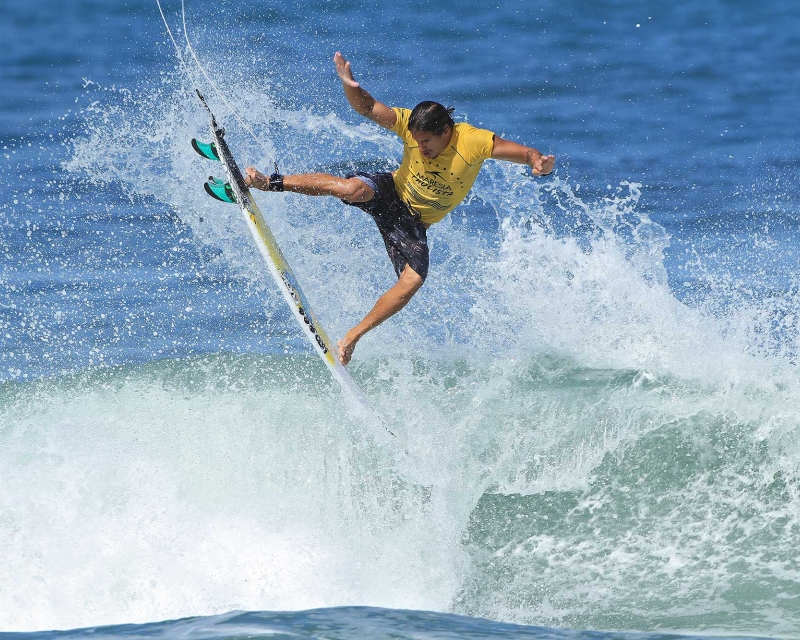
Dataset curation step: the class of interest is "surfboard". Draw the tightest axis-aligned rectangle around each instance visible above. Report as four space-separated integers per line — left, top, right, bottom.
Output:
192 91 386 429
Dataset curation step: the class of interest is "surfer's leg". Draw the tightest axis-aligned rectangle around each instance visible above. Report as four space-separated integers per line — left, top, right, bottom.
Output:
337 264 424 365
245 167 374 202
285 173 375 201
335 171 430 365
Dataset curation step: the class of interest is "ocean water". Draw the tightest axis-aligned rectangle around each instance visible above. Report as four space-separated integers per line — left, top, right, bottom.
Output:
2 0 800 637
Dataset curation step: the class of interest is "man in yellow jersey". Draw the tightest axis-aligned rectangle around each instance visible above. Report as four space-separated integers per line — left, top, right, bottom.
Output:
245 52 555 365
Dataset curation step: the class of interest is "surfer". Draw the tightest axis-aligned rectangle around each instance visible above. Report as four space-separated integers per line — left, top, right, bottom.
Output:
245 52 555 365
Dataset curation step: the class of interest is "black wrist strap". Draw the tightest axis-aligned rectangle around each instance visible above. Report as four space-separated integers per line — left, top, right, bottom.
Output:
267 173 284 192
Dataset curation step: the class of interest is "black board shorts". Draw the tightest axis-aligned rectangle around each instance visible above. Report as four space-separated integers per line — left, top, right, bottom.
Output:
342 171 429 282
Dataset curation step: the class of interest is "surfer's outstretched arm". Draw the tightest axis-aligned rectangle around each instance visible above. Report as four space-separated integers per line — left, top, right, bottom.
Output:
492 136 556 176
337 264 424 365
333 52 397 130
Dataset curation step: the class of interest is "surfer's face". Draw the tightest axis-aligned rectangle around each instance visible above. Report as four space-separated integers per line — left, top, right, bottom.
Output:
410 126 452 159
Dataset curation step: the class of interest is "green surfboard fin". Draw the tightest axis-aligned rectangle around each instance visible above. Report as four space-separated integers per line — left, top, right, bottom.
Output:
204 176 237 204
192 138 220 161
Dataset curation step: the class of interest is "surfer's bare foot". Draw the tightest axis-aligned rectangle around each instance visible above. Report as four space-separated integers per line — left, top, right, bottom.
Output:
333 52 359 88
244 166 267 190
337 329 360 366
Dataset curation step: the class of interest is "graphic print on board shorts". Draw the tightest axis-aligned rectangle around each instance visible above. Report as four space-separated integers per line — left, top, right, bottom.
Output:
342 171 429 282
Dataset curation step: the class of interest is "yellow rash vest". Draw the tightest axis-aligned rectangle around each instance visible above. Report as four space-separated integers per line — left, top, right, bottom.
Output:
389 107 495 225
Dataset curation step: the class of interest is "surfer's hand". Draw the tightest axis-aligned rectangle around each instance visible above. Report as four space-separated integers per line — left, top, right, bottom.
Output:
245 167 266 190
530 152 556 176
334 52 359 88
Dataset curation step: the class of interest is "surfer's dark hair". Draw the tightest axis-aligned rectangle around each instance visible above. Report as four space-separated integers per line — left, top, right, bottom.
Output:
408 101 455 135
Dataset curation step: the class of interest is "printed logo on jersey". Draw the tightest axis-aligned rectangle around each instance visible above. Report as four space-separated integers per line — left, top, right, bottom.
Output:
410 170 453 198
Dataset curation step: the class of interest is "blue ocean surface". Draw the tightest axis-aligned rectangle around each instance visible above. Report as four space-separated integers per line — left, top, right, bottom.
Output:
0 607 780 640
2 0 800 637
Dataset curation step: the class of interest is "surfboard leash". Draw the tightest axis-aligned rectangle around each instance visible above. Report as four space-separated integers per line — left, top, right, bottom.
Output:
154 0 278 167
